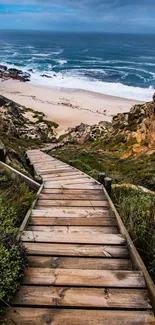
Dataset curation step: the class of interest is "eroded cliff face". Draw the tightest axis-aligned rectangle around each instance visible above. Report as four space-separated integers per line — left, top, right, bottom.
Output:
0 95 58 142
113 101 155 157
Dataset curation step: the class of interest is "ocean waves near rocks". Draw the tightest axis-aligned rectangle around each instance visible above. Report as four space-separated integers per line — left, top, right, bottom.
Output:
0 31 155 100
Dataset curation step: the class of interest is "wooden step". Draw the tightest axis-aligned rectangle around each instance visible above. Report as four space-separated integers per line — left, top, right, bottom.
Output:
12 287 150 308
28 256 132 270
22 268 146 287
31 208 112 218
42 174 85 180
38 167 75 173
24 243 129 257
37 206 108 212
43 184 103 189
21 231 125 245
42 173 86 178
42 188 103 195
44 180 96 186
29 216 117 226
39 193 106 200
27 225 118 234
3 308 155 325
37 200 109 207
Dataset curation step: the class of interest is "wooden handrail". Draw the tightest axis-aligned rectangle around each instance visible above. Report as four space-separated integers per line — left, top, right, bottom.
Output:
0 161 40 191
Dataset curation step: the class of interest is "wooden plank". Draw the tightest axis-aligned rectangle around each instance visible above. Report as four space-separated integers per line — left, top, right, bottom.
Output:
42 188 103 194
37 168 73 174
41 169 83 174
12 287 150 308
27 225 118 234
28 256 132 270
35 163 68 168
31 208 113 218
37 206 110 212
29 216 117 226
3 309 155 325
43 184 102 189
22 268 146 287
21 231 125 245
44 180 96 185
38 167 74 173
35 160 67 165
24 243 129 257
30 158 55 163
37 200 109 207
39 193 106 200
43 175 90 181
42 173 84 179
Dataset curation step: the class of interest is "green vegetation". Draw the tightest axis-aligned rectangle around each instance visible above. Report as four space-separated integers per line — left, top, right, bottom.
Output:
0 171 35 303
112 185 155 277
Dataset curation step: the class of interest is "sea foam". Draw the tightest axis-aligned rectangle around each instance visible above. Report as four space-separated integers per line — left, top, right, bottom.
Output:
30 70 153 101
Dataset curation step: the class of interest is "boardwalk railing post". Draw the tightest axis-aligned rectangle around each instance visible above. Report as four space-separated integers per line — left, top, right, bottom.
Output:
104 177 112 196
0 141 6 163
98 172 106 185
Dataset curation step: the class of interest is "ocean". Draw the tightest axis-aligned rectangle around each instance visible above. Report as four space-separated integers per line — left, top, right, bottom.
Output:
0 30 155 101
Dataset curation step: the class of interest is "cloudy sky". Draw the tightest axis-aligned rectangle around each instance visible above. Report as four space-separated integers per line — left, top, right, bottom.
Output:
0 0 155 33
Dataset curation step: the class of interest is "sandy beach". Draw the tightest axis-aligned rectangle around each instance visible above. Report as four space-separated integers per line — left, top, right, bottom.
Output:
0 79 144 134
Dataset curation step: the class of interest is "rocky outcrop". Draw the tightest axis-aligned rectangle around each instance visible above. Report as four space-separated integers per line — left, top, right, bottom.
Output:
0 66 31 82
113 101 155 157
0 95 58 142
60 121 112 145
59 100 155 157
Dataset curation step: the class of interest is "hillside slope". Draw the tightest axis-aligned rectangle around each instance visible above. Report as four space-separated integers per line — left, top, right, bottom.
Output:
52 99 155 190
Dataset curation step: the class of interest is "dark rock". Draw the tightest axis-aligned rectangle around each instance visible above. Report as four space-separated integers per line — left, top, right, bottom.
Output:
0 65 7 72
41 74 52 79
0 140 6 163
0 67 31 82
0 96 8 107
153 92 155 102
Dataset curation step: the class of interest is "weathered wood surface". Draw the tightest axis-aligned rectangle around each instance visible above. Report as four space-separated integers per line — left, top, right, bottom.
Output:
27 256 132 269
37 199 109 207
22 268 146 287
24 243 129 257
31 208 114 217
3 149 155 325
44 183 103 189
3 309 155 325
29 216 117 226
12 287 150 308
39 192 106 200
21 230 125 244
27 225 118 234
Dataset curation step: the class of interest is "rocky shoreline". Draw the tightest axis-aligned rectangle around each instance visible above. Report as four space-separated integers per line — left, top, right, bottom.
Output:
0 65 31 82
0 65 57 83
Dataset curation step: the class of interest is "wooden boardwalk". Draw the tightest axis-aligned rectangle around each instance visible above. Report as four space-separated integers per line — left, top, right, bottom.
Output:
3 149 155 324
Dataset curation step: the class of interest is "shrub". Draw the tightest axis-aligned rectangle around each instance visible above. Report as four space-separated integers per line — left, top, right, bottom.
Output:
0 235 27 302
0 172 35 303
112 185 155 277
